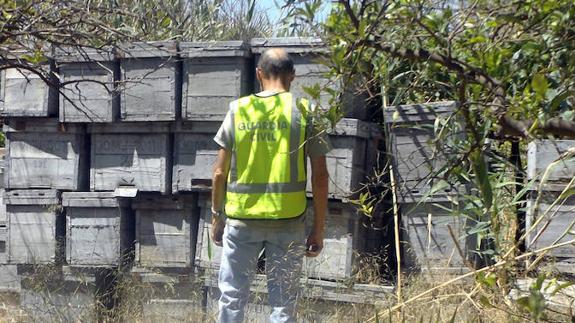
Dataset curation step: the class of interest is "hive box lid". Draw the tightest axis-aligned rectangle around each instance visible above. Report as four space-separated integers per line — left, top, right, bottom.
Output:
62 192 130 208
88 122 171 133
54 46 115 62
250 38 327 54
179 41 249 58
116 42 178 59
132 194 196 210
4 189 60 205
384 101 457 124
3 118 85 133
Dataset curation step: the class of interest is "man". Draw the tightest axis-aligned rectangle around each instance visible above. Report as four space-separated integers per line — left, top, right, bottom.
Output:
210 48 330 323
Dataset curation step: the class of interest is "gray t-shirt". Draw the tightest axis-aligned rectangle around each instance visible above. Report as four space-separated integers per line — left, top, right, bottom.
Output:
213 92 332 227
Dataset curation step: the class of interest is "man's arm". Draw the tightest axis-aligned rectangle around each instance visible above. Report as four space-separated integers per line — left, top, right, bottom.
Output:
211 148 231 246
306 155 329 257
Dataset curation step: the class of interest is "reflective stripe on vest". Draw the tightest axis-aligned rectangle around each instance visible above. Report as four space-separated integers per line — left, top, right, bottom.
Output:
225 92 308 219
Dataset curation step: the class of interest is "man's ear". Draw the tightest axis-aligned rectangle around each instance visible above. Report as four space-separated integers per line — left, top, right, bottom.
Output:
256 67 264 82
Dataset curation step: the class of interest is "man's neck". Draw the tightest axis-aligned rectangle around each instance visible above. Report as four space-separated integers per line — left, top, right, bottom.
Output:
260 78 289 93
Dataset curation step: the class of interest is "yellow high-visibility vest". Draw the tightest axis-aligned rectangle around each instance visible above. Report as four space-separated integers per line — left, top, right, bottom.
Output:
225 92 308 219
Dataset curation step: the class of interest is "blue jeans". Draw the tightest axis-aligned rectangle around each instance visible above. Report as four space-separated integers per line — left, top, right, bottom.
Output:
218 219 305 323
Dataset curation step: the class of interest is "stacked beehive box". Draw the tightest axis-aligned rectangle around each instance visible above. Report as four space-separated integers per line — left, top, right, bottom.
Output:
384 102 471 273
1 39 387 320
526 140 575 273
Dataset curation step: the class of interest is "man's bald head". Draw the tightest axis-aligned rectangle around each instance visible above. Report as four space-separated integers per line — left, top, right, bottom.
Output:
257 48 295 80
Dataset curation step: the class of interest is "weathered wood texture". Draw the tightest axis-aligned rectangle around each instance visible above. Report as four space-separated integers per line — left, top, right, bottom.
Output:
251 38 368 120
89 122 172 193
181 41 251 121
63 192 134 266
133 194 199 268
195 194 221 270
303 200 363 280
400 197 468 273
308 118 380 201
4 119 89 190
527 191 575 260
172 122 221 193
527 140 575 190
56 47 119 123
131 270 203 322
118 42 181 121
0 265 20 292
0 65 58 117
4 190 63 264
384 101 460 198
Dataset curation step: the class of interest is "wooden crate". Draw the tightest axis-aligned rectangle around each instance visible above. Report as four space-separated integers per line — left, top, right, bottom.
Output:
303 200 363 280
89 122 172 193
400 196 468 273
56 47 119 123
118 42 181 121
0 64 58 117
133 194 199 268
384 101 460 197
4 190 63 264
527 140 575 189
307 118 380 201
172 122 221 193
131 269 204 322
526 191 575 263
62 192 134 266
251 37 368 120
4 119 89 190
181 41 252 121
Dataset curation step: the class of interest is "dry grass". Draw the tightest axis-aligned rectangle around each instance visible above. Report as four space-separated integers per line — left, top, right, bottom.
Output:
0 264 573 322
